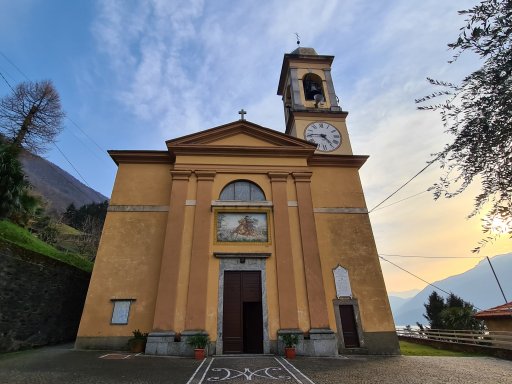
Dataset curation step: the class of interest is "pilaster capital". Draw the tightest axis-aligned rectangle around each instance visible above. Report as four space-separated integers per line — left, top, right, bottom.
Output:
292 172 312 183
268 172 289 182
170 170 192 181
195 170 216 181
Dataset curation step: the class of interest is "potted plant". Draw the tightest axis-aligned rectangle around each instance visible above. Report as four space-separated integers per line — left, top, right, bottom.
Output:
281 333 299 359
187 333 210 360
128 329 148 353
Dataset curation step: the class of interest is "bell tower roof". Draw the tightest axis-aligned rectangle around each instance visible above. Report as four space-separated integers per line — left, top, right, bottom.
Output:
290 47 318 56
277 48 334 96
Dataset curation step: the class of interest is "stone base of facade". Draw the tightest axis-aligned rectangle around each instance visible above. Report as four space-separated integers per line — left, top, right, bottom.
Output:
145 330 215 357
75 336 131 351
76 330 399 356
361 331 400 355
277 328 338 357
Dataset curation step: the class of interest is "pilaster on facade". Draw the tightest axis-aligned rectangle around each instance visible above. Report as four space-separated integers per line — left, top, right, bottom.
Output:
184 170 216 330
292 172 330 329
268 171 299 329
153 170 192 331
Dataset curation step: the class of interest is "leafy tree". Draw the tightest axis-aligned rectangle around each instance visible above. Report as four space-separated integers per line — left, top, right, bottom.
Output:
63 203 77 226
423 291 446 329
0 141 45 227
0 143 28 219
0 80 65 154
445 292 466 309
423 291 484 330
416 0 512 251
440 306 484 330
63 200 108 261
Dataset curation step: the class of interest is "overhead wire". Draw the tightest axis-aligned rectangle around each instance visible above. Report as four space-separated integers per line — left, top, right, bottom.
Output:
52 142 90 188
379 253 485 259
0 70 15 93
368 154 443 213
0 51 110 190
379 255 483 311
370 190 429 212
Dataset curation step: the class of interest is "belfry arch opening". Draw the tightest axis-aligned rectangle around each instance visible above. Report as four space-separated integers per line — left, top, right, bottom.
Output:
303 73 324 101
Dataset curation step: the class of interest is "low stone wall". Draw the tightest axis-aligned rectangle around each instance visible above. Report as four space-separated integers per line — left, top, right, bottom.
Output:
398 335 512 360
0 241 91 352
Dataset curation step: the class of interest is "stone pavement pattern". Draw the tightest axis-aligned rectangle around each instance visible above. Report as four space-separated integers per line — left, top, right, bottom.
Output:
292 355 512 384
0 344 511 384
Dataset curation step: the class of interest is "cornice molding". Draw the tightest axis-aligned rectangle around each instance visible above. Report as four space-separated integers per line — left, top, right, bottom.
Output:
292 172 313 182
268 172 289 182
170 170 192 180
308 154 368 168
108 150 172 165
170 145 315 158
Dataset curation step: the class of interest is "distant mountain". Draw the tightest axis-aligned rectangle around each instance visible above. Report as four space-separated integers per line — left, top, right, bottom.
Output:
391 253 512 326
19 150 108 215
388 296 409 315
388 289 421 299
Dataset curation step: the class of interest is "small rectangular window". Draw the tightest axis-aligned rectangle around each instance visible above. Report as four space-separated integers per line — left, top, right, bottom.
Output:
111 299 134 324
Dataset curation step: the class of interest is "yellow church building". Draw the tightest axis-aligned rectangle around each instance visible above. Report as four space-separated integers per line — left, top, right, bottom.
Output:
75 47 399 356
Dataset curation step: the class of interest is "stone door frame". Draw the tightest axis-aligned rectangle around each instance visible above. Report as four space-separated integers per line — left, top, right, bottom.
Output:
216 258 270 354
333 298 365 352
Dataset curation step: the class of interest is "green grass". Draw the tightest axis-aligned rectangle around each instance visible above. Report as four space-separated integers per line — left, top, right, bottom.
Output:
399 340 480 357
55 222 81 236
0 219 92 273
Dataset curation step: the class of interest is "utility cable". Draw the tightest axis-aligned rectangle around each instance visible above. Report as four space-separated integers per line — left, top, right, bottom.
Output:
379 255 483 311
0 51 30 80
380 253 485 259
0 70 15 93
368 155 442 213
0 52 110 160
52 142 91 188
67 116 106 153
370 190 429 213
379 255 452 296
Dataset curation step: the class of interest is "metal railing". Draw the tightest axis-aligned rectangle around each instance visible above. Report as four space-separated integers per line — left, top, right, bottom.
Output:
396 327 512 350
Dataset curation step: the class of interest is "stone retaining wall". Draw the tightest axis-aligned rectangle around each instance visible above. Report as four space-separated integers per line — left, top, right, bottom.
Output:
0 241 91 352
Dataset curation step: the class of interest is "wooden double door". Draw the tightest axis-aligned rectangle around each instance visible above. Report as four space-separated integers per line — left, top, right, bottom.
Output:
223 271 264 354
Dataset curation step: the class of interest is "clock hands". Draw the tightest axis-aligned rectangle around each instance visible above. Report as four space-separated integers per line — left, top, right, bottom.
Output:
306 133 333 145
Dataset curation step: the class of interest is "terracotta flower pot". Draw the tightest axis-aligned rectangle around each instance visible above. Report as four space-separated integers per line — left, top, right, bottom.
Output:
129 338 146 353
194 348 206 360
284 347 296 359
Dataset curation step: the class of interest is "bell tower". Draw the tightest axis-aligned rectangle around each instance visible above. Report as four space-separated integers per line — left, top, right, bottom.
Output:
277 47 353 155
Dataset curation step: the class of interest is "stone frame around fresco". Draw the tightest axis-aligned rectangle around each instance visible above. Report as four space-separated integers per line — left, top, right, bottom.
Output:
213 208 272 245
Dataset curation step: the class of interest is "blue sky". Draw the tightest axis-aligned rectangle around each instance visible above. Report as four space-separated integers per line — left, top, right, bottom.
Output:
1 0 510 293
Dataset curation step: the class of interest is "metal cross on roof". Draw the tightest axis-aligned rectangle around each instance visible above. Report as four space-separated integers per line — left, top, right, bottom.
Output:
238 109 247 120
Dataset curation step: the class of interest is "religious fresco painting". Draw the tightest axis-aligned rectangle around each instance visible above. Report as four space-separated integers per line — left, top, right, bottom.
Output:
216 212 269 243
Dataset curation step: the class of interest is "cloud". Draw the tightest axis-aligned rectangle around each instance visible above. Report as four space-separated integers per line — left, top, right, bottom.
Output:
87 0 506 291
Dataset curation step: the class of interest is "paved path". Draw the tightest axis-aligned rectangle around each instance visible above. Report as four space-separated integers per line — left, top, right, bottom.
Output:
0 344 511 384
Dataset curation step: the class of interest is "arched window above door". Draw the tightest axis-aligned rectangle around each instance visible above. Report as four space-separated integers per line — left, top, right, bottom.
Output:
219 180 266 201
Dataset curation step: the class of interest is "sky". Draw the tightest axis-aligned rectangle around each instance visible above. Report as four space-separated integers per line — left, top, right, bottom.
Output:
0 0 510 296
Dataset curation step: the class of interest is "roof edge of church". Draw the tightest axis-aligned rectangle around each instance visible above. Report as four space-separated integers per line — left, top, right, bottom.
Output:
108 150 172 166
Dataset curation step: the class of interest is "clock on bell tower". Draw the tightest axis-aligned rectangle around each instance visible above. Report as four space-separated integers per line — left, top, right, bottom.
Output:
277 47 353 155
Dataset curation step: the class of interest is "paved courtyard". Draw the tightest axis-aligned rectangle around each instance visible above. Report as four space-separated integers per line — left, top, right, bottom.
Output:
0 344 511 384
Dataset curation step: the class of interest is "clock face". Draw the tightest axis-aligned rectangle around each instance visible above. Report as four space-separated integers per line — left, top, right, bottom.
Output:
304 122 342 152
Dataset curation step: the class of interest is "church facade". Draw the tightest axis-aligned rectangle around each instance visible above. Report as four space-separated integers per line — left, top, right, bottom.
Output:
75 48 399 356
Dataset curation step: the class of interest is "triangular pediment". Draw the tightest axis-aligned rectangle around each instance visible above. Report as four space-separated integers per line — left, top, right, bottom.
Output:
166 120 316 157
